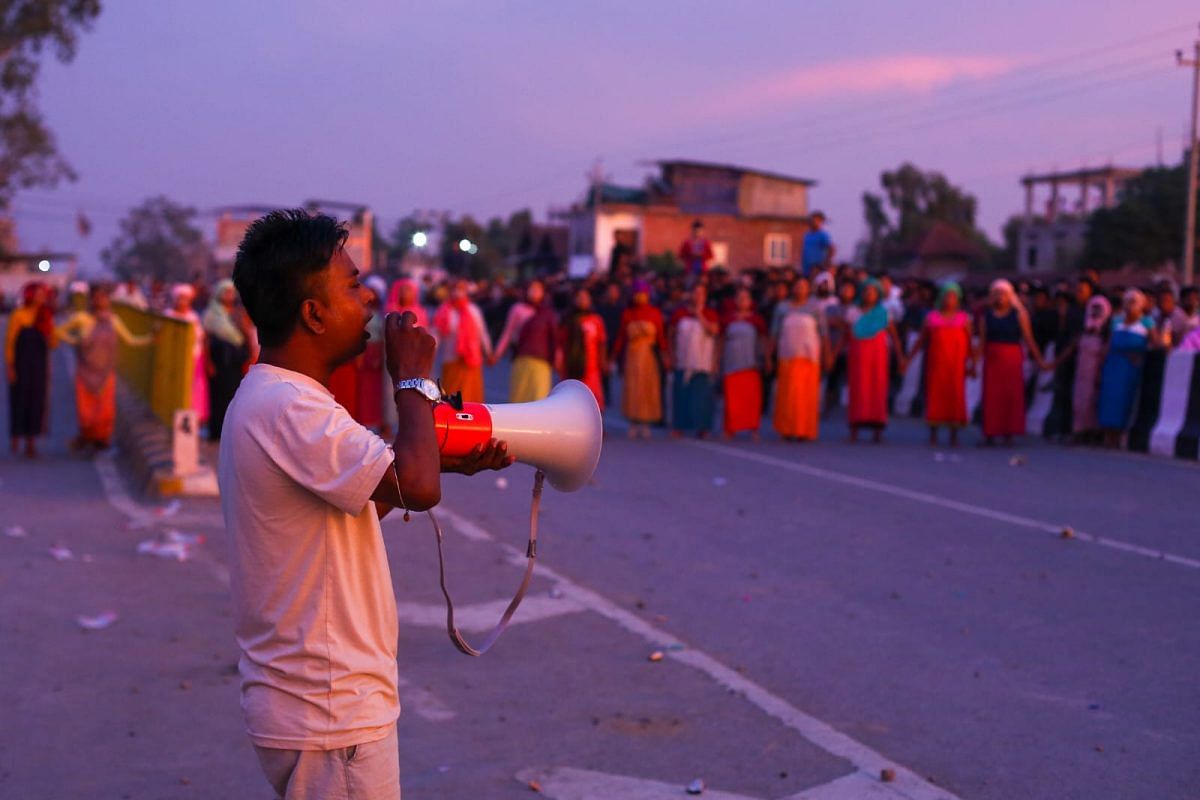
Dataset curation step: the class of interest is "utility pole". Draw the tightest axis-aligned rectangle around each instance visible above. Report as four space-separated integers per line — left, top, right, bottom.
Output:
1178 27 1200 286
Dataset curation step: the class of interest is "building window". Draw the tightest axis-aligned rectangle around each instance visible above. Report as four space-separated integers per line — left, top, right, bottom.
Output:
1026 246 1037 269
764 233 792 266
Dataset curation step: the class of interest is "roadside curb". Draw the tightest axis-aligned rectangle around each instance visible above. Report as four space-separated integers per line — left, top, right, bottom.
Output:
114 380 218 498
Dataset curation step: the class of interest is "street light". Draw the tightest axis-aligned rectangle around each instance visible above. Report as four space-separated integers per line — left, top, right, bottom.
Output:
459 238 473 253
37 259 50 272
411 231 428 248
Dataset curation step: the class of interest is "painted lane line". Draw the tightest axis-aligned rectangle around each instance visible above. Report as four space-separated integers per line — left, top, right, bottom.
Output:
516 766 760 799
785 771 906 799
437 506 959 800
93 452 232 586
396 676 456 722
686 439 1200 571
396 594 583 631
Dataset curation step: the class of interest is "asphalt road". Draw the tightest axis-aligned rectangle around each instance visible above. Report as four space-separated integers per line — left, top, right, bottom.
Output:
2 342 1197 800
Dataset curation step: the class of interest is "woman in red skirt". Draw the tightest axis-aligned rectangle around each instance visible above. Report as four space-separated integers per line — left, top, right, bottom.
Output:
719 287 767 439
842 279 905 443
908 281 973 446
976 279 1047 446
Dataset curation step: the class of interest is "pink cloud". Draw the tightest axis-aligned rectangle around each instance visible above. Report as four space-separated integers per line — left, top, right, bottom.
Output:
720 54 1019 113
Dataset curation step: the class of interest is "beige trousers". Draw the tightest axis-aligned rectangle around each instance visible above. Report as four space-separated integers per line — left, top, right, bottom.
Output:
253 726 400 800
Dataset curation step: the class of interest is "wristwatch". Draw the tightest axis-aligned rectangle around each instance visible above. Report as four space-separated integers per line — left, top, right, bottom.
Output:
395 377 442 403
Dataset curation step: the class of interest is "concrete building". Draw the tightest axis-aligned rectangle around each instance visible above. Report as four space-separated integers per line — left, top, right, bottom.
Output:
1016 166 1142 273
562 159 817 275
212 200 375 278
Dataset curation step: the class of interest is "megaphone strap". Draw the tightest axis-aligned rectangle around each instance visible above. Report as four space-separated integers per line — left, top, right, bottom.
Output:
426 470 545 657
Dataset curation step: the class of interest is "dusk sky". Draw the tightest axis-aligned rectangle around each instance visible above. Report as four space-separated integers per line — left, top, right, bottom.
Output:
11 1 1200 274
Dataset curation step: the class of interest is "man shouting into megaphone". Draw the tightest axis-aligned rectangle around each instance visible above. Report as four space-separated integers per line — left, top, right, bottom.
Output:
219 209 513 800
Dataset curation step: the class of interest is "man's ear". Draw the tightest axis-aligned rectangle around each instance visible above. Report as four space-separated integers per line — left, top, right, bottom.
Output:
299 298 326 335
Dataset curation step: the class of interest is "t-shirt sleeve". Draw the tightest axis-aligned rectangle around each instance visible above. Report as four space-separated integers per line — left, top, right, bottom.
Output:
256 386 395 516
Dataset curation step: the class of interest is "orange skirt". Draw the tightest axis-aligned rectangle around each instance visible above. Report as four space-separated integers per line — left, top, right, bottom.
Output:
76 373 116 445
723 369 762 435
773 357 820 440
441 359 485 403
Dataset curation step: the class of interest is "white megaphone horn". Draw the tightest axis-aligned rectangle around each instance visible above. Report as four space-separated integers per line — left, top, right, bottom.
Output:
433 379 603 491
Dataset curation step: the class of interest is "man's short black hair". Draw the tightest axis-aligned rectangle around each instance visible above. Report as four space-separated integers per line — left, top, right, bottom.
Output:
233 209 349 348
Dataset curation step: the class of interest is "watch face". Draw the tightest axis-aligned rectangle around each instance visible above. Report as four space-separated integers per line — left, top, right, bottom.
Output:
419 379 441 401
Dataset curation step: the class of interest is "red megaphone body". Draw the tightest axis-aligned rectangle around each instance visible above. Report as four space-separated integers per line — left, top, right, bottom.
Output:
433 379 602 492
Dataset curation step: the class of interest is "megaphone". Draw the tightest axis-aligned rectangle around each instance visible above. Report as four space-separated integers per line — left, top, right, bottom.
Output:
433 379 603 492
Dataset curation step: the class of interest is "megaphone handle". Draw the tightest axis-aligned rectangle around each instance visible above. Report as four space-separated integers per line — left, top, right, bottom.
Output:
427 470 546 657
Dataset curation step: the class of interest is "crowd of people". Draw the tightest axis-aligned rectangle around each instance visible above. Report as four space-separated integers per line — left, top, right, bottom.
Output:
6 241 1200 458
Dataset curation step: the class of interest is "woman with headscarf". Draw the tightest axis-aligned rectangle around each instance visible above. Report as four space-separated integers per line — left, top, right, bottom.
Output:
384 277 429 328
57 284 155 451
559 287 608 411
669 282 720 439
433 279 492 403
767 277 825 441
841 278 903 443
164 283 209 428
1070 294 1112 441
202 279 251 440
720 287 768 440
351 275 388 431
5 281 56 457
379 276 427 436
908 281 973 446
613 281 668 439
976 279 1046 446
1097 289 1158 446
493 279 559 403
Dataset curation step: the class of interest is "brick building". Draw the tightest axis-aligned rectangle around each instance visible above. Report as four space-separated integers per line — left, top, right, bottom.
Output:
562 159 818 274
212 200 375 279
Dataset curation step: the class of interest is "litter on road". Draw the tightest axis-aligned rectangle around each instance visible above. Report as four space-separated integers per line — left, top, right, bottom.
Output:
48 544 74 561
163 529 205 546
648 650 664 662
76 611 118 630
156 500 182 518
686 777 705 794
136 537 194 562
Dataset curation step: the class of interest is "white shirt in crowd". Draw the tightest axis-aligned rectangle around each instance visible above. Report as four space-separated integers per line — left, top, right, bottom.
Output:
218 364 398 750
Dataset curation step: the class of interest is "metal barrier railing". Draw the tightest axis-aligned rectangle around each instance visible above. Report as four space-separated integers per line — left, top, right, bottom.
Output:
112 303 194 427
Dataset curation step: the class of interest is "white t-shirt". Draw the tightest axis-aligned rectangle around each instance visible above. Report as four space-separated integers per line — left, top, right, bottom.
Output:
218 363 398 750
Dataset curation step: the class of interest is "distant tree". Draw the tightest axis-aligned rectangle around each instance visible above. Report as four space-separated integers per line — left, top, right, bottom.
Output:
102 196 207 282
439 209 538 280
0 1 102 206
383 214 425 272
645 249 682 274
861 191 889 269
994 215 1023 271
863 162 996 270
1080 163 1196 271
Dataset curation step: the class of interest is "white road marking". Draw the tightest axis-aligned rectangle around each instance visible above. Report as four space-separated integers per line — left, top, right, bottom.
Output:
785 771 910 799
397 676 456 722
93 452 231 586
686 439 1200 571
516 766 759 799
437 506 959 800
396 593 583 632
